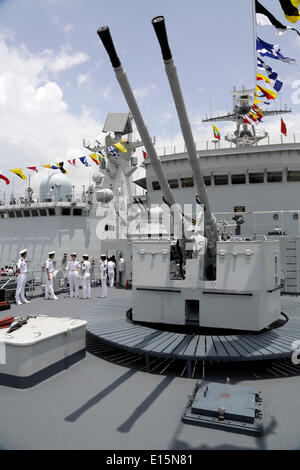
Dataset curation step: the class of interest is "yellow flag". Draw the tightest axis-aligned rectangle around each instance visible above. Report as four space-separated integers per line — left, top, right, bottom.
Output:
257 73 271 84
256 85 276 101
114 142 127 153
280 0 300 23
42 164 52 169
89 153 99 165
10 168 27 180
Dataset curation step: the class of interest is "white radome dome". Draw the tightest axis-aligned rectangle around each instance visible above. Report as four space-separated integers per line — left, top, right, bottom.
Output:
92 171 104 186
39 173 73 202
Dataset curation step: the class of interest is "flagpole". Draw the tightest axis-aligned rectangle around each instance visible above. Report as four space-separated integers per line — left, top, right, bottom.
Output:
252 0 257 93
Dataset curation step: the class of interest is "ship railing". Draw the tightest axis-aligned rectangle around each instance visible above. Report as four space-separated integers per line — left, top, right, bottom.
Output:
215 209 300 237
155 133 300 156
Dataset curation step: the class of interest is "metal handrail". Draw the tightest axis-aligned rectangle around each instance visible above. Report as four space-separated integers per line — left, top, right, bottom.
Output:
156 133 300 157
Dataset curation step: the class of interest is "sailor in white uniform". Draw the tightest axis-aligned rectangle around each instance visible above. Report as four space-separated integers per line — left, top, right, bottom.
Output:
107 258 116 288
67 253 80 298
49 186 55 202
45 251 58 300
15 249 30 305
99 255 107 298
81 254 91 299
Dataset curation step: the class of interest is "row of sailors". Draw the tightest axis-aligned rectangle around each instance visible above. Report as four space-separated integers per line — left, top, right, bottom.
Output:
15 249 116 305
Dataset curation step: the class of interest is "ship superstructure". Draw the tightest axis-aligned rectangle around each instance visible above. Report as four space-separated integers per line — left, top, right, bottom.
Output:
0 113 142 285
134 89 300 294
202 86 291 147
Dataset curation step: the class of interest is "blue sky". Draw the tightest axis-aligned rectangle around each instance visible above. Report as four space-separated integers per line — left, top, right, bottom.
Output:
0 0 299 196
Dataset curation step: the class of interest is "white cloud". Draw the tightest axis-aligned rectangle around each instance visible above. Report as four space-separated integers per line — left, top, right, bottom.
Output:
102 84 111 99
133 83 157 99
0 37 100 197
63 23 74 34
77 73 90 88
46 47 89 74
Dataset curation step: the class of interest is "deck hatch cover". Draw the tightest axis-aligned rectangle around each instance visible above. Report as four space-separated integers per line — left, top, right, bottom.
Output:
183 381 263 435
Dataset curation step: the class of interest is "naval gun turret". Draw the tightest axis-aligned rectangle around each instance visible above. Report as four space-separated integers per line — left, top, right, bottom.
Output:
97 25 213 279
97 17 282 332
152 16 218 278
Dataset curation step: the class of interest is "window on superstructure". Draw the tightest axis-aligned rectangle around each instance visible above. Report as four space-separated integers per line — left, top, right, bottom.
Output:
214 175 228 186
287 171 300 182
73 208 82 216
31 209 38 217
48 208 55 216
61 208 71 216
152 181 161 191
231 174 246 185
168 179 179 189
180 178 194 188
267 172 282 183
203 176 211 186
249 173 264 184
39 209 47 216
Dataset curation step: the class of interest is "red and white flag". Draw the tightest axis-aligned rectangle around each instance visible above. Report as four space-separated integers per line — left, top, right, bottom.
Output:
281 118 287 136
27 166 38 173
68 159 77 167
0 171 10 185
243 115 252 125
142 150 148 160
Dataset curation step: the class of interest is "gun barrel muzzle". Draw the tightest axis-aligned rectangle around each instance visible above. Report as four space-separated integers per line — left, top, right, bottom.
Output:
97 26 121 68
152 16 172 62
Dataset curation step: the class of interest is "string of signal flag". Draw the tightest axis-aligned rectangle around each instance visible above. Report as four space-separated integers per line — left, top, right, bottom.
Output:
0 140 128 186
212 0 299 141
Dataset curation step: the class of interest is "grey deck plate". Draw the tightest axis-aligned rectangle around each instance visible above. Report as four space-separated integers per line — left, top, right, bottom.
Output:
87 316 299 362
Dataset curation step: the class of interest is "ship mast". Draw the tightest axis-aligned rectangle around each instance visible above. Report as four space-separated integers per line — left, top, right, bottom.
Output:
202 0 292 148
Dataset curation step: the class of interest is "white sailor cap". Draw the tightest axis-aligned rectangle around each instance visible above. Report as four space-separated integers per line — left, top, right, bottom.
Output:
82 254 89 258
71 252 77 256
100 253 106 257
20 249 27 255
48 251 55 256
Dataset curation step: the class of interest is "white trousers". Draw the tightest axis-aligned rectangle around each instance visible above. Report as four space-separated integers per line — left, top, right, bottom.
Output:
45 273 56 299
69 271 79 297
16 273 27 303
82 273 91 299
100 274 107 297
108 271 114 287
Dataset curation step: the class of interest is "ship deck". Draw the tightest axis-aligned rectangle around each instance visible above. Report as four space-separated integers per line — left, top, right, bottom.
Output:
0 287 300 450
